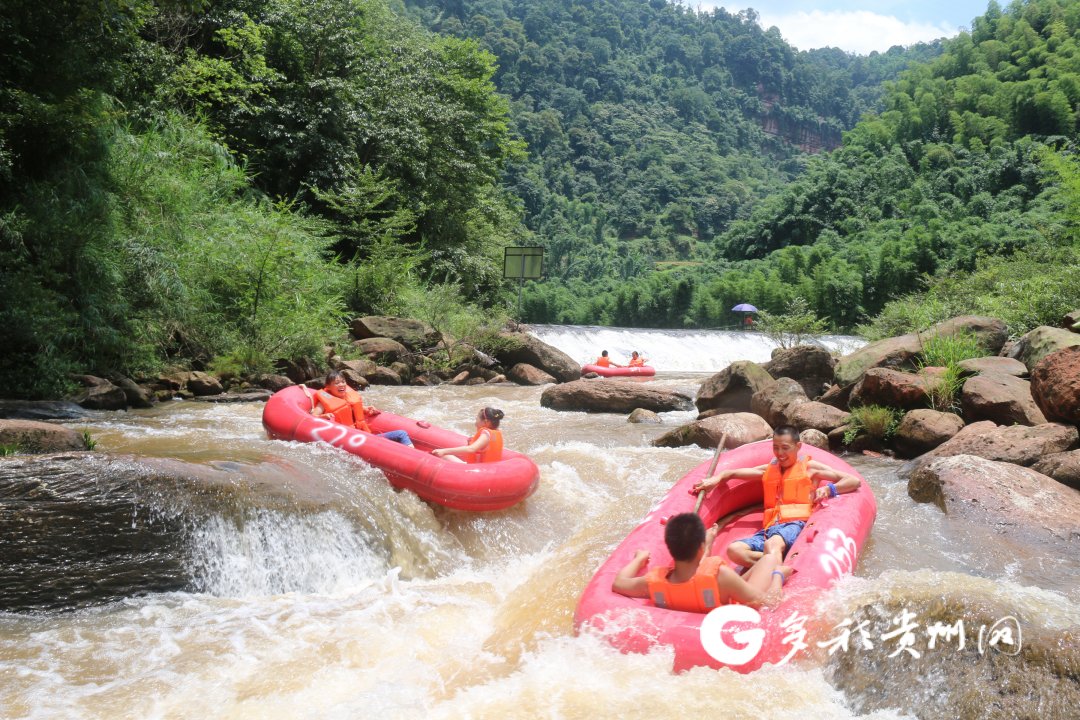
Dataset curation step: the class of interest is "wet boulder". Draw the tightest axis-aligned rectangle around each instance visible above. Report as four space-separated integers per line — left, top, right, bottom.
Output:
653 412 772 449
695 361 775 415
0 400 89 421
762 344 836 399
960 373 1046 426
507 363 556 386
495 332 580 383
892 409 966 459
0 420 86 453
628 409 662 424
1030 346 1080 424
541 379 693 414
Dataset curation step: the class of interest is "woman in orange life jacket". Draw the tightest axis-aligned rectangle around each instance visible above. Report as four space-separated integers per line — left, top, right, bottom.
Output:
611 512 791 612
692 425 860 568
595 350 622 368
431 407 505 463
627 351 647 367
311 371 413 446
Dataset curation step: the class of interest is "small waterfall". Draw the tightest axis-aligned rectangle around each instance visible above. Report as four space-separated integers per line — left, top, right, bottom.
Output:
527 324 865 372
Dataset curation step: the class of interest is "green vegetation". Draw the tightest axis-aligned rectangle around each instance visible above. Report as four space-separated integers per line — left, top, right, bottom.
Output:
81 431 97 451
757 297 830 350
0 444 19 457
916 333 985 413
844 405 903 445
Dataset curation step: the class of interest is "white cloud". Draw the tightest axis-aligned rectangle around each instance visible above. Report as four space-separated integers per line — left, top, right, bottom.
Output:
757 10 959 54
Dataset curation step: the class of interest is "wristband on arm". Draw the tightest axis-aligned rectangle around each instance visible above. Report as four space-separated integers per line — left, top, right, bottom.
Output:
771 570 785 586
827 482 838 498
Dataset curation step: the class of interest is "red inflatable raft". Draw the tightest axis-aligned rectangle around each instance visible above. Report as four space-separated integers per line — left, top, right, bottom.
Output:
582 364 656 377
262 385 540 511
574 440 876 672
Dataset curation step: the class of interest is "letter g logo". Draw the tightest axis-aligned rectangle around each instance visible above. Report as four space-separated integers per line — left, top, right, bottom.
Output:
700 604 765 666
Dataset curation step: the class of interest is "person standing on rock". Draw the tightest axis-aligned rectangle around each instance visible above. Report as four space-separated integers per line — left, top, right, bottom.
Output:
691 425 859 567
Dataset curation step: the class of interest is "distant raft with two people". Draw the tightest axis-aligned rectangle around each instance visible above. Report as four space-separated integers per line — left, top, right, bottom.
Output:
261 385 540 511
583 350 656 377
573 440 876 672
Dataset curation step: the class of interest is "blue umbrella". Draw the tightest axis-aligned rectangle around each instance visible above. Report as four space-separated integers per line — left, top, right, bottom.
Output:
731 303 758 312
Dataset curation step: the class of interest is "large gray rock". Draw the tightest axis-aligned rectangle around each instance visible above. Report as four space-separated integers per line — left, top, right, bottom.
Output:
892 409 966 459
191 390 272 403
908 455 1080 551
497 332 581 383
835 315 1007 386
368 366 402 385
1032 450 1080 491
750 378 809 428
849 368 933 411
762 345 836 399
960 373 1046 426
507 363 556 386
903 422 1079 474
628 409 662 424
956 356 1028 377
350 316 437 351
0 420 87 453
653 412 773 449
0 400 88 421
786 401 851 433
1008 325 1080 371
696 361 776 414
275 357 321 384
799 428 829 450
1030 346 1080 424
71 376 127 410
333 357 377 378
186 371 224 397
353 337 409 365
108 375 155 408
541 379 693 414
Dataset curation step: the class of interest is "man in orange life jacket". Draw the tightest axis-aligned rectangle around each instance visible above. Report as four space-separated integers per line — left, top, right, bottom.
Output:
611 512 790 611
595 350 622 368
692 425 860 568
627 351 647 367
311 371 413 446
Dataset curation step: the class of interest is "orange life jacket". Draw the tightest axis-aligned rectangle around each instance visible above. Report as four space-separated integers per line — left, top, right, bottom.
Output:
645 556 726 613
628 357 645 367
762 456 814 528
316 389 371 432
596 356 611 367
469 428 503 463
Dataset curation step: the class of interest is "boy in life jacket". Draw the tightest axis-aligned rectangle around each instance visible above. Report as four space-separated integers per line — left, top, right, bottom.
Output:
595 350 621 368
692 425 860 568
611 513 790 611
431 407 505 463
627 351 647 367
311 371 413 446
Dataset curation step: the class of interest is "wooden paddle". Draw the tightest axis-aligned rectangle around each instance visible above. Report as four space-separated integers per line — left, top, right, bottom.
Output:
692 431 728 515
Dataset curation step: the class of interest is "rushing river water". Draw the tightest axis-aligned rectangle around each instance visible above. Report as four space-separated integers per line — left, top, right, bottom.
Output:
1 329 1078 719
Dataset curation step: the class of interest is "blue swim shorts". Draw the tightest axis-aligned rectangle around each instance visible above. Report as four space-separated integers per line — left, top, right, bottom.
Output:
735 521 806 553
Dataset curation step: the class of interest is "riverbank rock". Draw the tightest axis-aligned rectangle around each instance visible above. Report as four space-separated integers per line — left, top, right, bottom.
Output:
1008 325 1080 370
653 413 772 449
0 400 89 421
0 420 86 453
275 357 321 384
353 337 409 365
762 345 835 399
368 366 402 385
799 428 829 450
108 375 155 408
1030 346 1080 424
750 377 809 427
696 361 775 415
628 409 662 424
496 332 580 383
1032 450 1080 491
849 368 933 411
507 363 556 386
902 422 1079 475
191 390 272 403
786 401 851 433
71 375 128 410
960 373 1046 426
892 409 966 459
908 454 1080 549
540 379 693 414
350 316 437 351
834 315 1007 387
956 356 1028 377
186 371 224 396
1063 308 1080 331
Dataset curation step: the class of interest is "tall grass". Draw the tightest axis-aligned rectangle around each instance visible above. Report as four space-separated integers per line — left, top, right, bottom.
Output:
917 332 984 413
844 405 903 445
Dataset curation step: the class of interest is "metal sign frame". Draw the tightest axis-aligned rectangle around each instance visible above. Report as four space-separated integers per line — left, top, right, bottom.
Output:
503 246 544 280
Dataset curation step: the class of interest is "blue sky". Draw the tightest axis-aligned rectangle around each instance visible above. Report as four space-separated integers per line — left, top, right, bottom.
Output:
693 1 994 54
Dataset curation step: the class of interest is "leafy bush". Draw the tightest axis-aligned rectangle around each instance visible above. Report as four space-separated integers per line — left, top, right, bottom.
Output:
757 296 830 349
919 332 984 368
844 405 903 445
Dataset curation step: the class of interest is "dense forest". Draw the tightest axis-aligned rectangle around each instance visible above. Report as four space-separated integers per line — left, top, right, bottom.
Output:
2 0 1078 399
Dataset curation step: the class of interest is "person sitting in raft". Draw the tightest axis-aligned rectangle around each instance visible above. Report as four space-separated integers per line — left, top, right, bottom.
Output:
611 512 790 611
595 350 622 368
627 351 647 367
311 371 413 446
692 425 860 568
431 407 504 463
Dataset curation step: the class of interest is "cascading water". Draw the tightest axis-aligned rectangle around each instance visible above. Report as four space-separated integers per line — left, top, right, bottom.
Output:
1 329 1076 719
